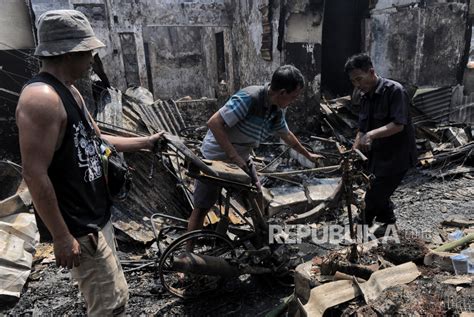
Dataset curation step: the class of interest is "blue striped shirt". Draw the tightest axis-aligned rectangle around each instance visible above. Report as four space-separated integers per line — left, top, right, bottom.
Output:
201 84 289 160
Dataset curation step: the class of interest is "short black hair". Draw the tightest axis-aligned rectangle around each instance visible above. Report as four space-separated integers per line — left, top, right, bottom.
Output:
270 65 305 92
344 53 373 73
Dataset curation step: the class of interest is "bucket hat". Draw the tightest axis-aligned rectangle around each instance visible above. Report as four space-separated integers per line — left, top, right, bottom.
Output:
34 10 105 57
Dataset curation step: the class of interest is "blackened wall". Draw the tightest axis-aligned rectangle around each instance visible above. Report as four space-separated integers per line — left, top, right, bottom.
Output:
368 0 469 87
30 0 233 100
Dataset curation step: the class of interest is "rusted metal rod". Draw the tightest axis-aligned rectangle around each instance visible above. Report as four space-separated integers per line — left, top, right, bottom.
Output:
258 165 340 177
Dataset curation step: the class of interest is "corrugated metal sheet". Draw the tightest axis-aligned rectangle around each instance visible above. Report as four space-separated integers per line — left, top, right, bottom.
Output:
412 86 452 124
450 103 474 124
450 85 474 124
121 89 186 135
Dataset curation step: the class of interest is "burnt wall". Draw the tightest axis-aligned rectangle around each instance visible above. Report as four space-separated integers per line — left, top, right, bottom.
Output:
229 0 282 88
30 0 232 100
31 0 128 90
230 0 324 133
142 25 230 100
26 0 470 133
29 0 325 132
368 0 469 87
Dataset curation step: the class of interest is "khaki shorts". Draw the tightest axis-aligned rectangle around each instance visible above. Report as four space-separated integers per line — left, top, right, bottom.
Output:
71 221 129 316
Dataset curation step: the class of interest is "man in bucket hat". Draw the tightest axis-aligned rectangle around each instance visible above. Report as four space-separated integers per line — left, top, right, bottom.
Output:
16 10 163 315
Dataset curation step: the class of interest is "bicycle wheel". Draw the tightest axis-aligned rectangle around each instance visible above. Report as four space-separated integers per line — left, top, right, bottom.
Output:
151 213 188 256
158 230 237 298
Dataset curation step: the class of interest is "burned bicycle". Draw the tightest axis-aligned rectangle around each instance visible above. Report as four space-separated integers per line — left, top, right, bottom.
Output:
150 135 299 298
150 134 372 298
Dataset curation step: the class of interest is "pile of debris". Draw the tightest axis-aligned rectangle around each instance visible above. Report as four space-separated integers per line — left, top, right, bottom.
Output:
289 222 474 316
91 84 221 245
260 90 474 316
0 162 37 306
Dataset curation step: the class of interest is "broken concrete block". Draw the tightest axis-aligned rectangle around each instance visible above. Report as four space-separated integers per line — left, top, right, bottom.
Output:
441 276 472 286
0 212 39 299
300 262 420 317
294 261 314 304
424 251 457 272
0 190 32 218
442 217 474 227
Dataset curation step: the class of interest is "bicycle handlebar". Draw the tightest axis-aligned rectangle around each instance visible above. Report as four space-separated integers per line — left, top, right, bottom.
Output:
353 148 368 161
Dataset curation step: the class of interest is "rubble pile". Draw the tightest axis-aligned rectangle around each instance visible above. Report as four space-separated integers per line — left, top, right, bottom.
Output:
291 226 473 316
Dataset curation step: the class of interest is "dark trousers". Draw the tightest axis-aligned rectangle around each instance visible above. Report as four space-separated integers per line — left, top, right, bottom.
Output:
364 170 407 224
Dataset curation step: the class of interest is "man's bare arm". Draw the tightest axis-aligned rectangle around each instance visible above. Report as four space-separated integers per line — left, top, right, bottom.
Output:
101 134 163 152
16 84 80 269
75 86 163 152
278 131 324 162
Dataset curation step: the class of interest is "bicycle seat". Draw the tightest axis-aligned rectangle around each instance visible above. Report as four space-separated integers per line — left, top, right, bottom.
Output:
190 160 252 185
161 134 252 186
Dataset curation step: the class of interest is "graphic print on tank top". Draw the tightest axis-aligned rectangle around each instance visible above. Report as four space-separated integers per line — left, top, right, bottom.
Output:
73 121 102 182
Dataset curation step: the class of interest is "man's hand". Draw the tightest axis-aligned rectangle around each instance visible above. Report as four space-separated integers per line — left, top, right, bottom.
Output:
246 160 262 192
359 132 373 152
357 123 404 152
230 154 249 174
307 153 325 163
54 233 81 269
147 131 165 150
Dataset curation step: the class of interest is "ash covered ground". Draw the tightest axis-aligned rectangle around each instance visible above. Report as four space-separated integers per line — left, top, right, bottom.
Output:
2 171 473 316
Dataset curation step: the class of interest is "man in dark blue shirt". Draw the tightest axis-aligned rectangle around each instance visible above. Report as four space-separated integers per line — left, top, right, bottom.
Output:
344 53 417 225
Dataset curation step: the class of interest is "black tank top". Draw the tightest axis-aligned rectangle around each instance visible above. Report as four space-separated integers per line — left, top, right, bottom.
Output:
27 72 111 239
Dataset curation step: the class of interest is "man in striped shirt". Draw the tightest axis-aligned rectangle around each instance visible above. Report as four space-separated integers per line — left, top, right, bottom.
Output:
188 65 324 233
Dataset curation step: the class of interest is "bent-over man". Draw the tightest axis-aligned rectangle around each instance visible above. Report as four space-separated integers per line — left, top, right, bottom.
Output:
188 65 324 233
